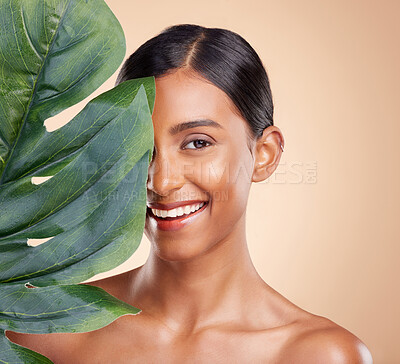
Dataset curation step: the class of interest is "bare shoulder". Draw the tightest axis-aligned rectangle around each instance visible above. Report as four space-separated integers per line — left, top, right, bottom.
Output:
5 270 136 363
5 329 85 363
280 314 373 364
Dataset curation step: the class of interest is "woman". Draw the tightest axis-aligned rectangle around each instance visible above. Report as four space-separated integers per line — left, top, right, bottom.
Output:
6 24 372 363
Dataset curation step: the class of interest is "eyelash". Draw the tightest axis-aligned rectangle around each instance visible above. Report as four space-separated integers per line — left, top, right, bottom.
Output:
183 138 213 150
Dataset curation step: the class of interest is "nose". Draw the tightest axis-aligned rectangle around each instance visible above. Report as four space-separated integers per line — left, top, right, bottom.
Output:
147 149 186 197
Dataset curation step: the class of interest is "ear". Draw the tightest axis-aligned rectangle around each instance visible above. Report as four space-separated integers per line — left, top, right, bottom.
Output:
251 126 284 183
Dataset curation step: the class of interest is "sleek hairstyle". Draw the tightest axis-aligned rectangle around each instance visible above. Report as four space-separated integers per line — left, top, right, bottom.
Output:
116 24 274 149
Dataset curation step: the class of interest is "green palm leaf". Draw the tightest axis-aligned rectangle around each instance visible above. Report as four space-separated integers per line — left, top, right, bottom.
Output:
0 0 155 362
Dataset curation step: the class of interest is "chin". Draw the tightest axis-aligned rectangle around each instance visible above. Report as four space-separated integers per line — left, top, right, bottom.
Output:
151 241 209 263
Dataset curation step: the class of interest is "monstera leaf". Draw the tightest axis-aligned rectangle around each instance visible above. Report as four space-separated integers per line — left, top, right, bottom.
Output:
0 0 155 362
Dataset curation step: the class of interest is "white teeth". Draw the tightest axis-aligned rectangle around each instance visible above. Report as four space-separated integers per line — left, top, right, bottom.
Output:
151 202 205 218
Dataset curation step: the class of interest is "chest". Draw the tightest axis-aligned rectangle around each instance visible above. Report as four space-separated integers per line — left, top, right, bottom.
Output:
70 317 283 364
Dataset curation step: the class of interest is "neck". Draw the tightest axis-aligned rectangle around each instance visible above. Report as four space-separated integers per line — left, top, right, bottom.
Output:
127 218 266 335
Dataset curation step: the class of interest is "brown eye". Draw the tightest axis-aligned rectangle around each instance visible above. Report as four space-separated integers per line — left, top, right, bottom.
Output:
183 139 212 150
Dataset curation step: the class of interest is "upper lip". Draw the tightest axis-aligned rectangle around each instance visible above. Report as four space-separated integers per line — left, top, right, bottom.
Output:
147 200 208 211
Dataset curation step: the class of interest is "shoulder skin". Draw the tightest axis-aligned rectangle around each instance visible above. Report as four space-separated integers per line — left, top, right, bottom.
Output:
280 323 373 364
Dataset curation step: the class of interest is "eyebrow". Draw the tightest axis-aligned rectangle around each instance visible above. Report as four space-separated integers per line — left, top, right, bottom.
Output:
168 119 224 135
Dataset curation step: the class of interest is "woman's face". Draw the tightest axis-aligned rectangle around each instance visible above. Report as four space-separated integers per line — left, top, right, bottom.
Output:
144 68 256 262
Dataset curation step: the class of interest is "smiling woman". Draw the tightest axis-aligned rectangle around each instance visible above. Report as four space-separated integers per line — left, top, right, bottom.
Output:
6 24 373 363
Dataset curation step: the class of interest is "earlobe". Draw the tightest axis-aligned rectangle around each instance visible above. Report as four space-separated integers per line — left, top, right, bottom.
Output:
251 126 284 183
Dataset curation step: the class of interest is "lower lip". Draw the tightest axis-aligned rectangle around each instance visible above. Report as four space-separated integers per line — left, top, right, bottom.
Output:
146 202 209 231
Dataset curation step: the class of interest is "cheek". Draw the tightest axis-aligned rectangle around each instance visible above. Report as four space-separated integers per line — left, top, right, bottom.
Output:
197 150 252 213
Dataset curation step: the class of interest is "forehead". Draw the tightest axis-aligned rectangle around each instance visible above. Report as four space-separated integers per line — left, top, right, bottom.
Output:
152 69 242 130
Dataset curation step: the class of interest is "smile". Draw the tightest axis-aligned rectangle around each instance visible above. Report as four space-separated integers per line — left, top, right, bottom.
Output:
146 201 209 231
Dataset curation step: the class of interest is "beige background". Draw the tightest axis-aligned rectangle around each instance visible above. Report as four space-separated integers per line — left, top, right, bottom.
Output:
45 0 399 362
